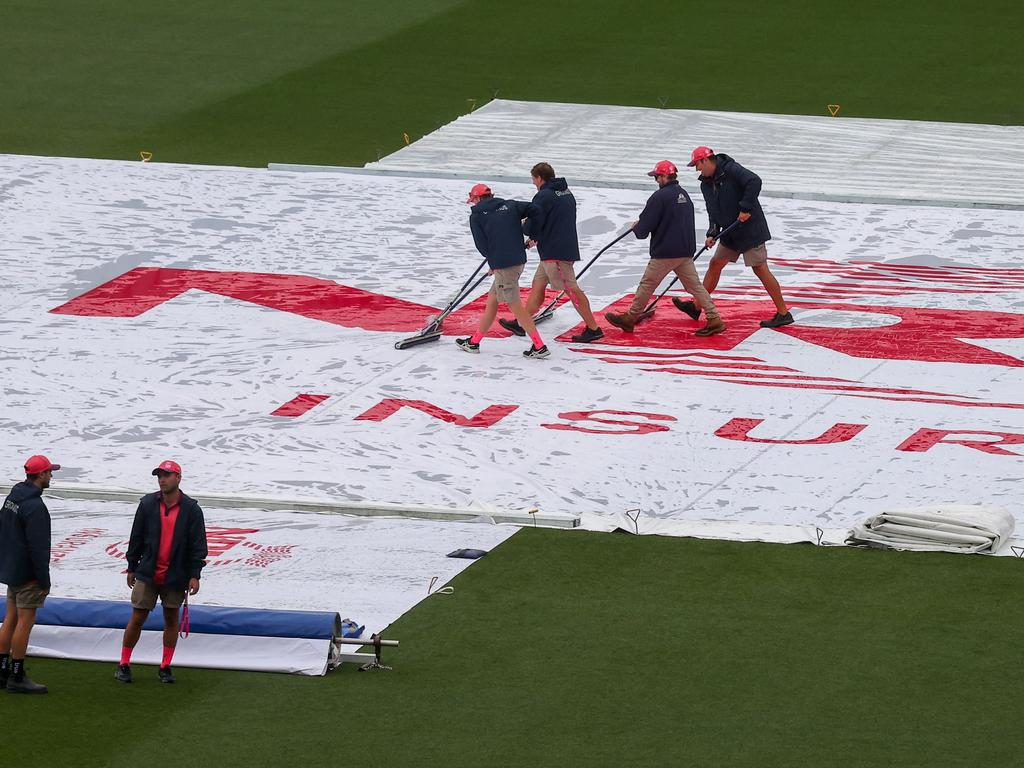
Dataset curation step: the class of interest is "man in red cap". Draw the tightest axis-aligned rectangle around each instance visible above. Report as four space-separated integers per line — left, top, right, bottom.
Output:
0 455 60 693
605 161 725 336
499 162 604 345
456 183 550 358
115 460 207 685
677 147 793 328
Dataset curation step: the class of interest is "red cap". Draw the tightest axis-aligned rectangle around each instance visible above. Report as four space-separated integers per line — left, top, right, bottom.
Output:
647 160 678 177
466 183 492 203
152 460 182 476
24 455 61 474
687 146 715 166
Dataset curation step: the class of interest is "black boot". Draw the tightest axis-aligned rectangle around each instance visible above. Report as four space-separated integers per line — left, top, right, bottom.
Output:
499 318 526 337
672 298 702 321
6 660 47 694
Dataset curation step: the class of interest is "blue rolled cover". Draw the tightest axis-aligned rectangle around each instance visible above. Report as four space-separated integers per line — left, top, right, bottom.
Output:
0 596 341 640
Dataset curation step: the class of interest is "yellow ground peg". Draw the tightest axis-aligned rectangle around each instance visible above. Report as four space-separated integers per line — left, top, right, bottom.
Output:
139 150 153 162
402 132 410 145
467 98 477 112
827 104 841 117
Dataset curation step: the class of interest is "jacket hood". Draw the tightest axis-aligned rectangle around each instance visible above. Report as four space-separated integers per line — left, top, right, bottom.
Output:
8 480 43 503
699 153 734 182
544 177 569 192
471 196 506 214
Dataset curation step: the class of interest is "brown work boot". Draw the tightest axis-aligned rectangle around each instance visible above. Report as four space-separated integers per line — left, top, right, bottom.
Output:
604 312 637 333
672 298 702 321
694 318 726 337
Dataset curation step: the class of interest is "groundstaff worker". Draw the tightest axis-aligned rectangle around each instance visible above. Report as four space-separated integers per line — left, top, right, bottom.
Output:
0 455 60 694
116 460 207 685
499 162 604 346
605 160 725 336
457 183 550 358
676 146 794 328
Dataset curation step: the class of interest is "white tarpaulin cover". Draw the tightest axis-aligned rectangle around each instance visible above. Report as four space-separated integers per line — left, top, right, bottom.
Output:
847 505 1016 554
1 496 514 674
2 152 1023 549
365 99 1024 208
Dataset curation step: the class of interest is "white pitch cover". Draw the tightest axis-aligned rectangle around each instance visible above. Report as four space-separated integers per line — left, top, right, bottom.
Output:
1 152 1022 546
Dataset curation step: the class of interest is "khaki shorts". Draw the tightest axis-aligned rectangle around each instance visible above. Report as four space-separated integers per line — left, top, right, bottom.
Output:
6 583 48 610
712 242 768 267
533 260 579 291
131 579 186 611
489 264 525 304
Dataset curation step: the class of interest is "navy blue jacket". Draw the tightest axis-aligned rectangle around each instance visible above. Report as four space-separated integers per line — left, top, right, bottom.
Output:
469 197 531 270
633 181 697 259
522 178 580 262
126 491 208 590
698 154 772 253
0 481 51 590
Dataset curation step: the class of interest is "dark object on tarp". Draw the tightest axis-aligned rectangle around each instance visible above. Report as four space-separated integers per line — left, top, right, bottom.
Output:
446 548 488 559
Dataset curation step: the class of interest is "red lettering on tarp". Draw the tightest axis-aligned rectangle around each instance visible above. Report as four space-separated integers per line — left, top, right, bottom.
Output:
714 418 868 444
271 394 330 417
205 527 261 557
50 269 1024 366
895 429 1024 456
354 398 518 428
540 410 676 435
50 268 440 333
579 298 1024 367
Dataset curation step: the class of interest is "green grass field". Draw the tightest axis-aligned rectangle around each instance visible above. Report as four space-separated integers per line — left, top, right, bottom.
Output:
4 2 1024 765
8 531 1024 767
2 1 1022 167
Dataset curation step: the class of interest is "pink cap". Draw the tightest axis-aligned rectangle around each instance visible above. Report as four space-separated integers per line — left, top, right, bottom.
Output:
687 146 715 166
152 460 182 476
466 183 492 203
647 160 678 177
24 455 61 474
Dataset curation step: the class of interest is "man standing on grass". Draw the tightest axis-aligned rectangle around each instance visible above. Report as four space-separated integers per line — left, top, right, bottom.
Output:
499 162 604 345
456 183 550 359
605 160 725 336
116 460 207 685
0 455 60 694
675 147 794 328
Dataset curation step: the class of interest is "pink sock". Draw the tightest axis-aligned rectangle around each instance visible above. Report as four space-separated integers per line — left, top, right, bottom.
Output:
470 332 484 344
161 645 175 668
120 646 133 666
529 331 544 348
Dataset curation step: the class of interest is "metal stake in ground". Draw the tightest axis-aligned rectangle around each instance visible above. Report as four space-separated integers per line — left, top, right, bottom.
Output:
634 219 741 324
532 227 634 324
394 258 489 350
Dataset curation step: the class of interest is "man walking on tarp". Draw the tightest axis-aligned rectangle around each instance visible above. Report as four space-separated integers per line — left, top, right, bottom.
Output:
605 161 725 336
457 183 550 358
676 147 793 328
0 455 60 694
499 162 604 344
116 460 207 685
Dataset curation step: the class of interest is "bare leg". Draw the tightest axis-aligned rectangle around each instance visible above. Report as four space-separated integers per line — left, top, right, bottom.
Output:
567 288 599 330
510 300 540 338
477 292 499 334
524 271 548 316
752 264 789 314
703 258 728 294
0 599 19 653
10 607 37 660
162 606 180 650
121 608 150 650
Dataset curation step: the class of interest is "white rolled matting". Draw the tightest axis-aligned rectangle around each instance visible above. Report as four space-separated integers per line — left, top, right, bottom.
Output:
364 99 1024 209
33 497 515 632
2 151 1023 552
847 505 1015 554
